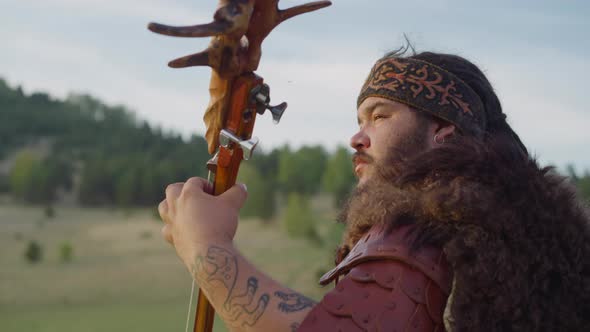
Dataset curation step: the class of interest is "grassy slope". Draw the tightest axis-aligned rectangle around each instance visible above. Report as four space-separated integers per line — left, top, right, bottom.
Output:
0 204 336 332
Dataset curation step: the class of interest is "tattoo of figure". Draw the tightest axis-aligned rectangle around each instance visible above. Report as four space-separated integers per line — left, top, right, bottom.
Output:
290 322 301 331
192 246 269 328
228 277 270 327
193 246 238 299
274 291 316 313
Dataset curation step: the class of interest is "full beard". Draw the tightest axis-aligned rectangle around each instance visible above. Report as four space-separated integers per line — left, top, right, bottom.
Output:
336 125 429 264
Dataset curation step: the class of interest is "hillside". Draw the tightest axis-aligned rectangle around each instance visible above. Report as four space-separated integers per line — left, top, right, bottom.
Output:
0 78 215 206
0 78 357 211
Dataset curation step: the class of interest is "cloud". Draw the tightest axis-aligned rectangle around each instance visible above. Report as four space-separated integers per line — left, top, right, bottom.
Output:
9 0 211 23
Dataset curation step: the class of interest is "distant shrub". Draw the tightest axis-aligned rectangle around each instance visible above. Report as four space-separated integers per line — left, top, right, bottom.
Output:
238 163 276 221
322 222 345 251
58 242 73 263
9 152 71 204
25 240 43 263
283 193 321 246
322 146 356 206
0 174 10 193
44 205 55 219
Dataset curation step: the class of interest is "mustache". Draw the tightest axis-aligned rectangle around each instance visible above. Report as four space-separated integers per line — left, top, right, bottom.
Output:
352 152 374 165
352 151 405 183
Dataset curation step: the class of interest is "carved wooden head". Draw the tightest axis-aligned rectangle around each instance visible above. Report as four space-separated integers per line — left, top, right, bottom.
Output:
148 0 332 78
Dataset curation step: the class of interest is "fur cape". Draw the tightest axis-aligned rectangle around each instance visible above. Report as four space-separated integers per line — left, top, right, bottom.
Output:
341 136 590 331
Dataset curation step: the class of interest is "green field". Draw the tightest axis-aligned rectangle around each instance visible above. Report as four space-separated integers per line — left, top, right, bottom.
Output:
0 204 337 332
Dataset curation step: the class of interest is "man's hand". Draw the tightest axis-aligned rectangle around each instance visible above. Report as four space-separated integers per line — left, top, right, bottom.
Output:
158 177 316 331
158 177 248 267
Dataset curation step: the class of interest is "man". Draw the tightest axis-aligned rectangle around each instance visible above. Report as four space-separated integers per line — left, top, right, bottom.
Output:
159 51 590 331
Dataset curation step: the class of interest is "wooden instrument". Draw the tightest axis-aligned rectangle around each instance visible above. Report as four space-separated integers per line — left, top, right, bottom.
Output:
147 1 332 331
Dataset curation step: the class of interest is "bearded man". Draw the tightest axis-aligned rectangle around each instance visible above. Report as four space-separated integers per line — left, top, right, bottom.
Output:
158 50 590 331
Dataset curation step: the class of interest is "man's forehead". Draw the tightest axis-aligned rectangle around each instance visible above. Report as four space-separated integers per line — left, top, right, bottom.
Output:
357 97 407 115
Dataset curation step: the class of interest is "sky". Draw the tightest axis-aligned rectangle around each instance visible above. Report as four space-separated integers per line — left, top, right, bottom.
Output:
2 0 589 171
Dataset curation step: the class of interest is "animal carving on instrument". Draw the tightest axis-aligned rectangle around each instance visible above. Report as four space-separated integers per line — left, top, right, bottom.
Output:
148 0 332 154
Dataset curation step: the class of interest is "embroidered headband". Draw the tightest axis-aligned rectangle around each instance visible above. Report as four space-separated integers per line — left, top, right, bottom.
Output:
357 56 487 138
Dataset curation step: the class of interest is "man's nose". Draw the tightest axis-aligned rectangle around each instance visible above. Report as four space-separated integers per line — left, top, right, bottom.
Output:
350 129 370 150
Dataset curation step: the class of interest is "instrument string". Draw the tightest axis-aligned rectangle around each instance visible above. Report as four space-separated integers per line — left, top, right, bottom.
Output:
185 279 196 332
184 170 214 332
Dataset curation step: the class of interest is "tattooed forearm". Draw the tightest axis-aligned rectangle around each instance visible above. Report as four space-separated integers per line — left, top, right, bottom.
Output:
193 246 238 300
227 277 270 327
192 246 269 328
274 291 316 313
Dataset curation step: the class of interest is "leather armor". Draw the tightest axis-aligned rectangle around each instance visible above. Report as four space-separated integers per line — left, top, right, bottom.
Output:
298 224 452 331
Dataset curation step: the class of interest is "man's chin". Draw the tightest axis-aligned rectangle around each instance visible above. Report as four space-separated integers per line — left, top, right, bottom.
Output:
355 166 373 187
356 167 377 188
356 177 369 188
356 173 370 188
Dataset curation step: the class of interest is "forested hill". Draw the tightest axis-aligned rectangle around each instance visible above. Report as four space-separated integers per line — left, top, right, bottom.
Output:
0 77 209 163
0 77 215 205
0 78 356 212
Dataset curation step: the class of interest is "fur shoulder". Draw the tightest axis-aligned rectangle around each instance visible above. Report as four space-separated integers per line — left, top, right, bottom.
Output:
398 137 590 331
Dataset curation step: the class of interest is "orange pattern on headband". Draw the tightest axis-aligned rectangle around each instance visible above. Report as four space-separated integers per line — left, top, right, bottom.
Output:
358 57 486 137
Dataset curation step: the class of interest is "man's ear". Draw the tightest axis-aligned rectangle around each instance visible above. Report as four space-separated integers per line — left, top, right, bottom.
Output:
435 123 456 143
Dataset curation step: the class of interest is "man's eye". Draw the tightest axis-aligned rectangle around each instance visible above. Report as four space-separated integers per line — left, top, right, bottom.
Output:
373 114 385 121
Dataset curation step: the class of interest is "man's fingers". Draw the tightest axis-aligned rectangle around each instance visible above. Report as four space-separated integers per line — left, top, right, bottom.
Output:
166 182 184 200
158 199 168 221
219 183 248 210
161 224 174 244
183 177 210 195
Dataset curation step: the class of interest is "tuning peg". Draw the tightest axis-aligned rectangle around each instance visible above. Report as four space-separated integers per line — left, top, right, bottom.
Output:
266 102 287 124
219 129 259 161
251 84 288 124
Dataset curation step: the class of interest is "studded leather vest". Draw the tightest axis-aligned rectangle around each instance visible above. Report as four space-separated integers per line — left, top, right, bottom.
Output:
298 224 453 331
